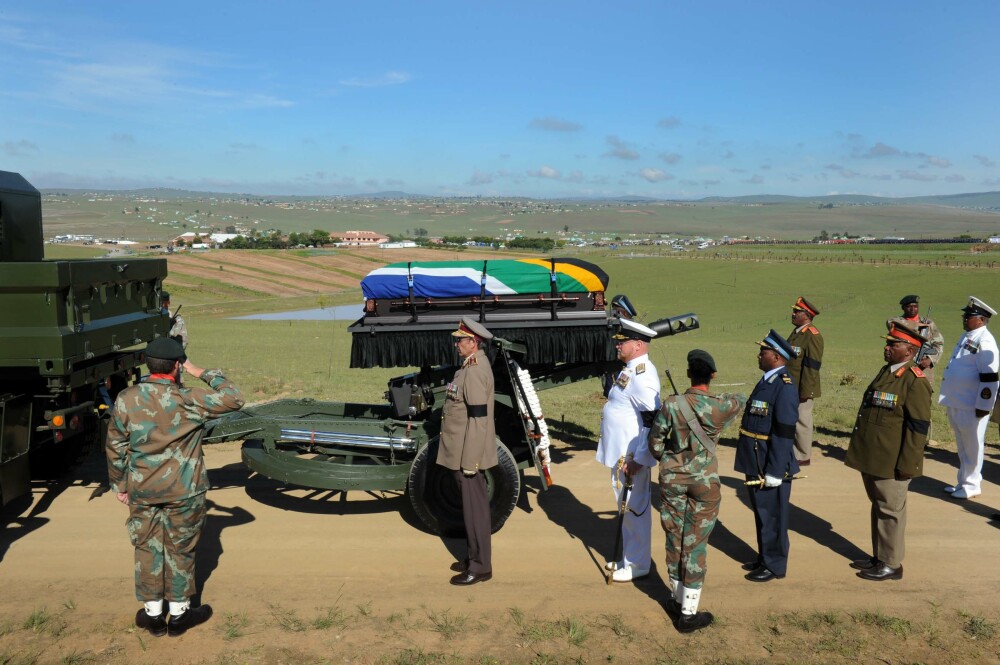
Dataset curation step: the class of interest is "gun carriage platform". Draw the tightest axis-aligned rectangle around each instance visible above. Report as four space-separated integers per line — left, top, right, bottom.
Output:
206 259 699 534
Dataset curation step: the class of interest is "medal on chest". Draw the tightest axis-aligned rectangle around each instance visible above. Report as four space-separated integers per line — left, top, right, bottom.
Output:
962 339 981 354
749 399 769 416
616 372 631 389
870 390 898 409
446 382 459 399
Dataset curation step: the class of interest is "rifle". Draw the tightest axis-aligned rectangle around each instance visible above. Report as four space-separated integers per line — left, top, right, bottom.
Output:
914 307 932 366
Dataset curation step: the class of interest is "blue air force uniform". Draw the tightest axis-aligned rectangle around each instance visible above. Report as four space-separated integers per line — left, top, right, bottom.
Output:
736 331 800 578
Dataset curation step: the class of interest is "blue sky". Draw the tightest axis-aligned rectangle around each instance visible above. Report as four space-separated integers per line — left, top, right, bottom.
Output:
3 1 999 198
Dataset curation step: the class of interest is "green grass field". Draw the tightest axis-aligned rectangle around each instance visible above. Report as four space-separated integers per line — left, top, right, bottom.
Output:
169 248 999 447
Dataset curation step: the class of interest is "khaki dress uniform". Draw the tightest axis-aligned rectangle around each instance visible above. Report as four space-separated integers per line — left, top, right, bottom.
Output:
437 347 497 575
787 323 823 462
845 359 932 570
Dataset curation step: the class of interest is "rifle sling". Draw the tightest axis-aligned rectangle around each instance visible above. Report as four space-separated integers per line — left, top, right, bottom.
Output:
672 394 716 454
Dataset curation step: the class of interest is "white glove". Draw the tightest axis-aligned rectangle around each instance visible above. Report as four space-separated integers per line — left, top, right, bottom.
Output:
462 468 477 477
764 475 783 488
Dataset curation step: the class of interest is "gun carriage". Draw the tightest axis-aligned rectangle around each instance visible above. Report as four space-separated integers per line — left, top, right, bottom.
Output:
0 171 172 505
205 259 699 534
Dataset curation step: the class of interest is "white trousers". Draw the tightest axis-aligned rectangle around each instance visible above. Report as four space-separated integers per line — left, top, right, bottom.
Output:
946 407 986 493
609 465 651 570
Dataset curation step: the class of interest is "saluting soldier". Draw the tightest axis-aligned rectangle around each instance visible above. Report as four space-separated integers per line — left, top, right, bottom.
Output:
649 349 746 632
887 295 944 380
597 318 661 582
786 296 823 465
736 330 800 583
845 321 932 581
161 291 189 348
437 317 497 585
107 337 244 637
938 297 1000 500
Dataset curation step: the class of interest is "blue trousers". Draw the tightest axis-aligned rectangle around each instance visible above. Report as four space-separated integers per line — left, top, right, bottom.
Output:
746 478 791 576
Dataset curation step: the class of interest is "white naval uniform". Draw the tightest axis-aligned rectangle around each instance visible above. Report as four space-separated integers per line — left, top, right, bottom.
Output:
597 353 661 570
939 326 1000 495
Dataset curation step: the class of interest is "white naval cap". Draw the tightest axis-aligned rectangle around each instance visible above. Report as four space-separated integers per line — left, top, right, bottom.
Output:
612 318 658 342
963 296 997 318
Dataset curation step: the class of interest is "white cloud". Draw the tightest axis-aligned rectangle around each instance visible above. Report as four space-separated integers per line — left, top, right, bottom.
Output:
974 154 996 167
338 71 412 87
897 170 936 182
659 152 682 164
529 166 561 179
639 168 672 183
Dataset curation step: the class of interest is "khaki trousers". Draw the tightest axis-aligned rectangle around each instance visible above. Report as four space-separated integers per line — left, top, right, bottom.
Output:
861 472 909 568
794 398 814 462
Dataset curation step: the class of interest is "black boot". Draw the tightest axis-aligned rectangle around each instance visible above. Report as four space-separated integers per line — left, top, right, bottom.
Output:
167 604 213 636
676 611 714 633
134 609 167 637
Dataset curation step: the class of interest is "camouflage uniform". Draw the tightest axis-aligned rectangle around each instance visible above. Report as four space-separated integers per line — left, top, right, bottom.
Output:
887 314 943 379
106 369 244 602
649 389 746 589
169 313 189 348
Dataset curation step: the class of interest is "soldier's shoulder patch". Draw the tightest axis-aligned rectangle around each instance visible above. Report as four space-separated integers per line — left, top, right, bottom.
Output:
982 387 992 400
910 366 926 378
467 355 478 366
806 325 820 335
781 375 793 384
636 363 646 375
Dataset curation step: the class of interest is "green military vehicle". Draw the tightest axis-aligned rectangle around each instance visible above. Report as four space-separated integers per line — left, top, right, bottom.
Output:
205 259 699 534
0 170 172 505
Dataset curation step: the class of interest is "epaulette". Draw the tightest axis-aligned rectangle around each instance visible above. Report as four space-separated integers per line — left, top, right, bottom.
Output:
636 363 646 375
781 375 793 384
909 366 925 378
805 325 820 335
466 355 478 366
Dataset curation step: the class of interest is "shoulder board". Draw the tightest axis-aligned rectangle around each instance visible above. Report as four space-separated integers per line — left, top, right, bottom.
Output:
910 366 925 378
467 355 478 366
636 363 646 375
781 375 793 384
806 326 820 335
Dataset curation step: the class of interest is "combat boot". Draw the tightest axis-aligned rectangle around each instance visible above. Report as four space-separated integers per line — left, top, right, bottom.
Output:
134 609 167 637
677 611 714 632
167 604 213 636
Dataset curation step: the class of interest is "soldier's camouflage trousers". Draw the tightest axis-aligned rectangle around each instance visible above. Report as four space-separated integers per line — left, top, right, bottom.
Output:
126 492 207 602
658 480 720 589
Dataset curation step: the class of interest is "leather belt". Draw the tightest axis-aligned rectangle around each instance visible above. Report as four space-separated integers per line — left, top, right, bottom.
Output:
739 428 769 441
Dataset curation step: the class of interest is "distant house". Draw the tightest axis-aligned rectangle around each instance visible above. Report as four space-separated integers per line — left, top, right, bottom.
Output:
336 230 390 246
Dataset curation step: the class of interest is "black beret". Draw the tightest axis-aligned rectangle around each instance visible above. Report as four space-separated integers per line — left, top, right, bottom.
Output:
161 291 171 301
687 349 717 373
145 336 186 362
899 295 919 306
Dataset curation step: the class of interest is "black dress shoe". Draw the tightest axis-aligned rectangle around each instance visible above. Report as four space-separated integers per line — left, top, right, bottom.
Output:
849 556 878 570
449 560 469 573
741 559 763 572
858 563 902 581
449 571 492 586
676 611 714 633
134 609 167 637
745 566 784 582
798 459 811 466
167 605 213 637
664 597 681 619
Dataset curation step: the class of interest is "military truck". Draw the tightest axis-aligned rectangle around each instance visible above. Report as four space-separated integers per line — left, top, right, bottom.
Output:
0 170 172 505
205 259 699 534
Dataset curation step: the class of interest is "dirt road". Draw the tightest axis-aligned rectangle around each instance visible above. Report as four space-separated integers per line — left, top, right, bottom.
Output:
1 436 998 664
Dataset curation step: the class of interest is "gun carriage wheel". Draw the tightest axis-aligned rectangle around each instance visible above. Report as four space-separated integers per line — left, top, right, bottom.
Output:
406 437 520 536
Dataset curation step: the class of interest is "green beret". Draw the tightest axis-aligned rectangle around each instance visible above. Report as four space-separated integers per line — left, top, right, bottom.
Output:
687 349 717 373
145 336 186 362
899 295 919 306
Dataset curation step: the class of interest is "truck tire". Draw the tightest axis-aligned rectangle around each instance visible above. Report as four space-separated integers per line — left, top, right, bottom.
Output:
407 438 520 537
